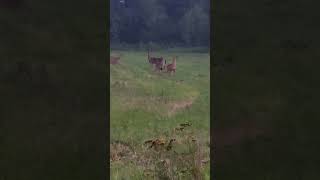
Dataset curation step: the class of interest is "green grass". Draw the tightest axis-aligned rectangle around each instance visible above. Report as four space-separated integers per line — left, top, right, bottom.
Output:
110 49 210 179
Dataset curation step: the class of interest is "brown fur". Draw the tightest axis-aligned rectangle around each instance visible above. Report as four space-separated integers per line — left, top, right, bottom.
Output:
110 56 120 65
166 56 177 75
154 59 166 72
148 49 166 71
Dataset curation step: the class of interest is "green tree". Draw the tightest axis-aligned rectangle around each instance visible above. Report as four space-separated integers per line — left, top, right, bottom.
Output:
110 0 210 47
180 5 209 46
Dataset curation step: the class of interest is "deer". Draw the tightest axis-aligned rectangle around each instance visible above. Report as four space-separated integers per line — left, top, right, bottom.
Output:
110 56 120 65
154 58 167 72
147 49 166 71
166 56 177 75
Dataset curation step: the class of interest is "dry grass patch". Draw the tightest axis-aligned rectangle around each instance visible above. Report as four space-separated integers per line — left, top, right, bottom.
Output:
110 141 136 163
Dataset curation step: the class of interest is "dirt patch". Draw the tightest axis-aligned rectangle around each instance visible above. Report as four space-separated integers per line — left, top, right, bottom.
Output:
167 99 194 117
120 96 196 117
123 96 164 113
112 80 128 87
110 141 135 162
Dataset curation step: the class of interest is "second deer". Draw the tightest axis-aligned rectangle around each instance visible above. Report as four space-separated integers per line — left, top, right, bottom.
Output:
166 56 177 75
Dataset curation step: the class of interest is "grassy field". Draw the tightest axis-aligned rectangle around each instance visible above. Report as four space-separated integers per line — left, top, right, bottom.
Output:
110 50 210 179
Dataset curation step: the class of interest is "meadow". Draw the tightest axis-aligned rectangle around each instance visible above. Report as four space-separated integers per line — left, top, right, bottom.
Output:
110 49 210 179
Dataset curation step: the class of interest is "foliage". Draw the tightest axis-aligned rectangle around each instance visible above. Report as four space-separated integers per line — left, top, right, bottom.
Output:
110 0 210 47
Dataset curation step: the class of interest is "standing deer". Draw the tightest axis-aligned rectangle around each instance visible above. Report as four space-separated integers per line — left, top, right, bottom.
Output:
166 56 177 75
110 56 120 65
154 58 167 72
147 49 166 71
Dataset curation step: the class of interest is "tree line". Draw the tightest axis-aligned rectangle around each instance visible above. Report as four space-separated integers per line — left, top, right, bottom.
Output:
110 0 210 47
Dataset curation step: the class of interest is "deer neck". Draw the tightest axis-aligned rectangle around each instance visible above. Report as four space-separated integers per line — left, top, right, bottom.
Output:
172 59 176 66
